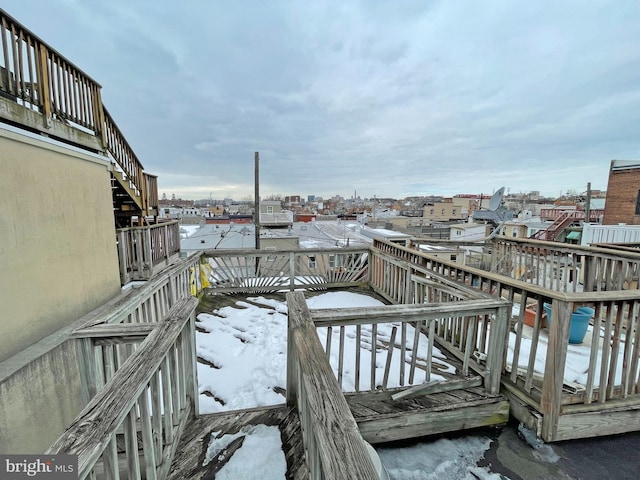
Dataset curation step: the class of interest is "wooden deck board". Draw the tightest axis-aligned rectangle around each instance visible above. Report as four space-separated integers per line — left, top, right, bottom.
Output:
347 386 510 444
167 405 309 480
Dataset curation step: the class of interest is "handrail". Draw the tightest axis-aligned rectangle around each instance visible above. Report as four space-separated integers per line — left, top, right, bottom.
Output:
286 292 380 480
47 297 199 480
104 105 144 191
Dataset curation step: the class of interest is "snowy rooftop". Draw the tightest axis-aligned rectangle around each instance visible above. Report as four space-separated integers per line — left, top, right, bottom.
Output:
195 291 506 479
180 221 376 251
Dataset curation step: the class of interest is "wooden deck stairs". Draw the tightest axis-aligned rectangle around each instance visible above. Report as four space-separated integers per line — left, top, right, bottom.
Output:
0 8 159 228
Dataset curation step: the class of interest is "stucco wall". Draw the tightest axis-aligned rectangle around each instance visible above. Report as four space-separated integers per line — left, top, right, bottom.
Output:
0 338 85 453
0 128 121 362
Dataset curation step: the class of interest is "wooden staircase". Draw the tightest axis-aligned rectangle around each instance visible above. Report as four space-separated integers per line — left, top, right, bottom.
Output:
111 169 158 227
0 8 159 228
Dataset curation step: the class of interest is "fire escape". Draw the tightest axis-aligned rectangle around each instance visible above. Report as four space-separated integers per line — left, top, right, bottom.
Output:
531 211 584 241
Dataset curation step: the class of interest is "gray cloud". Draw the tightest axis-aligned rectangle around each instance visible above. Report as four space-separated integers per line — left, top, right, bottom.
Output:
10 0 640 199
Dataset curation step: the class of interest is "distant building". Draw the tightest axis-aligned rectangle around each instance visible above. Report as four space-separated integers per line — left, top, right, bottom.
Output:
260 200 293 228
422 198 467 223
449 223 491 242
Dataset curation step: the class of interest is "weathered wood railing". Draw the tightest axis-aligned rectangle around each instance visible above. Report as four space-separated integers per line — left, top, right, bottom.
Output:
372 238 640 441
73 253 202 399
0 9 102 133
0 8 156 214
47 297 199 480
202 247 369 293
286 292 380 480
117 221 182 284
310 297 510 397
104 105 143 195
490 237 640 292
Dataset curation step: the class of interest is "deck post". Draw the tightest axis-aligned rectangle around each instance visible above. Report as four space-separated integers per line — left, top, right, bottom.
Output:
286 295 299 406
145 226 153 278
540 298 572 441
117 230 129 284
289 251 295 292
36 44 53 128
186 307 200 416
77 337 99 404
486 304 509 395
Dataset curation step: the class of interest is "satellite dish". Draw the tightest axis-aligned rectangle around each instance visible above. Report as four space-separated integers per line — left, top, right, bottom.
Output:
470 186 512 226
489 187 505 211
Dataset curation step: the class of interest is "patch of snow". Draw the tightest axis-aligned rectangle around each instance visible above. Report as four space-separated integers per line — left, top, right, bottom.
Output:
204 425 286 479
377 436 503 480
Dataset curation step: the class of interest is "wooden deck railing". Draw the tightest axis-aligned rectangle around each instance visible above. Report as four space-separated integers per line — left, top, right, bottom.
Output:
371 238 640 441
0 9 102 132
104 105 144 196
490 237 640 292
202 247 369 293
540 208 604 222
0 8 156 214
309 297 510 397
286 292 380 480
117 221 182 284
47 297 199 480
71 254 202 400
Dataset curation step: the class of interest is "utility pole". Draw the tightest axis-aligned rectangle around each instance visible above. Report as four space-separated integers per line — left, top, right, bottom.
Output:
585 182 592 223
254 152 261 249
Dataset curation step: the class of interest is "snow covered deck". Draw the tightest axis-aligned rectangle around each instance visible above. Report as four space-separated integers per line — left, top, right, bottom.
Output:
43 235 640 478
167 405 308 480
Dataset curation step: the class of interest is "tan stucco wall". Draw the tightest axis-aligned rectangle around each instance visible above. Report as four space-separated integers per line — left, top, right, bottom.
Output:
0 128 121 362
0 338 85 453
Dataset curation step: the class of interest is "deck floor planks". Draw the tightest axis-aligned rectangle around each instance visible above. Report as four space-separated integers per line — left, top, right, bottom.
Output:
168 405 309 480
347 386 510 444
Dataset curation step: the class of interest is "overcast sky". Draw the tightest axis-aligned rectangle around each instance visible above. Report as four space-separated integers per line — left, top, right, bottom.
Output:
10 1 640 200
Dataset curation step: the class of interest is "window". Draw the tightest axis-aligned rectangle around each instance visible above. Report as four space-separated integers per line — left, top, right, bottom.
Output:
636 190 640 215
308 256 316 269
456 230 461 236
430 208 434 215
267 206 274 214
450 255 457 261
512 231 517 237
452 209 457 215
329 255 336 268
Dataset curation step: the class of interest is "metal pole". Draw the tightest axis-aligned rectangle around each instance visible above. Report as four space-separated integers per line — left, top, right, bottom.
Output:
585 182 591 223
254 152 260 249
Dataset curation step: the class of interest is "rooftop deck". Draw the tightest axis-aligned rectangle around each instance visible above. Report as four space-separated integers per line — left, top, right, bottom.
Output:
40 234 640 478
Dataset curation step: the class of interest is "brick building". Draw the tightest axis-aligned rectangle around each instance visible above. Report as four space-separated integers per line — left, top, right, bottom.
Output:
603 160 640 225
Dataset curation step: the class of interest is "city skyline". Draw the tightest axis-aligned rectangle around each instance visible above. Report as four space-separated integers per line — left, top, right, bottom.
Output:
11 1 639 199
